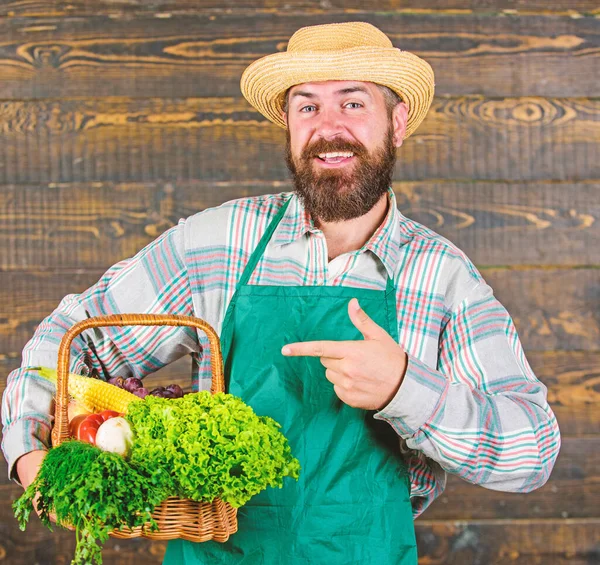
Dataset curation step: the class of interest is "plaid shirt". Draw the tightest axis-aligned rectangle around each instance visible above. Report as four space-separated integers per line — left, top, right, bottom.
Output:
2 188 560 517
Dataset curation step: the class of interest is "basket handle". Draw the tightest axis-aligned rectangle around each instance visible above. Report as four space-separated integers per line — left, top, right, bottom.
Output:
51 313 224 447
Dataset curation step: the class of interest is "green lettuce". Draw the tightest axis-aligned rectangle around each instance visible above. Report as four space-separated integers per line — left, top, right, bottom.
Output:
126 392 300 508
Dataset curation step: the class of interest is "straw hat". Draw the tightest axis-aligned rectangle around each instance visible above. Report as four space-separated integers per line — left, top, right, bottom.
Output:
240 22 435 139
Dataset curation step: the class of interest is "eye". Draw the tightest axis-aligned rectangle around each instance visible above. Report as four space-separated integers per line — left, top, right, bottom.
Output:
300 105 316 113
345 102 363 109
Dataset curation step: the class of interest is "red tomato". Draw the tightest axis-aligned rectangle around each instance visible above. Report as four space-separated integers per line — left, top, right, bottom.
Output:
68 414 89 438
99 410 121 421
77 414 105 444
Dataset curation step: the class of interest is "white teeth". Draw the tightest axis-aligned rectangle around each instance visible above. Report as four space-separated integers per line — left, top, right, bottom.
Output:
318 151 354 159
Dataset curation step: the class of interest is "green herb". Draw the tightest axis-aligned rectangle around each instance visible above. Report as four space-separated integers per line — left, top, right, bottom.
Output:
13 441 170 565
127 392 301 507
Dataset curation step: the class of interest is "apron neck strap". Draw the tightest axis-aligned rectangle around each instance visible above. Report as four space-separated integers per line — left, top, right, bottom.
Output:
385 275 398 342
238 195 293 287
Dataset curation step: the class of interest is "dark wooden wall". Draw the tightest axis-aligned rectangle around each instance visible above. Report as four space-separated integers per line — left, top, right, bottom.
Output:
1 1 599 563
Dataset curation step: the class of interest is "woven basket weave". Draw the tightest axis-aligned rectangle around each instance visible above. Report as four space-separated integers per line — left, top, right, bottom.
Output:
51 313 238 542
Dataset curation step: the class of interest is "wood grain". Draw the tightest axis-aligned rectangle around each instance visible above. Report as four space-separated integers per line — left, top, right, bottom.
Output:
2 179 598 271
0 14 598 98
414 519 600 564
0 270 105 358
483 268 600 352
1 1 598 17
529 351 600 437
0 97 597 184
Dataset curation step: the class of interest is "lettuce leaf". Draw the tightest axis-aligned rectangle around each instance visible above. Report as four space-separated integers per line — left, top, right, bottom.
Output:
127 392 300 508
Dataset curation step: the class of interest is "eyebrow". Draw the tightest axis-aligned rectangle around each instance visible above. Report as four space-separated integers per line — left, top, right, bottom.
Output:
290 85 372 101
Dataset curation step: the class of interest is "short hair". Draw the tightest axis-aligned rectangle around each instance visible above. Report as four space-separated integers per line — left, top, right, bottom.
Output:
378 85 403 115
282 84 403 117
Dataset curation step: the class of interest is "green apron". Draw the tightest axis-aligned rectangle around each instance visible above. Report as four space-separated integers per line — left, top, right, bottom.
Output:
164 197 417 564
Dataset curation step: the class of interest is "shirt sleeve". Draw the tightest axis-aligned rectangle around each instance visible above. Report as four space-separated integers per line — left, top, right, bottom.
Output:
375 281 561 515
1 220 197 482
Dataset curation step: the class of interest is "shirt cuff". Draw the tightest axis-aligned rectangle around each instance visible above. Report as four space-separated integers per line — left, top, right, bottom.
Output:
374 353 448 437
2 417 52 484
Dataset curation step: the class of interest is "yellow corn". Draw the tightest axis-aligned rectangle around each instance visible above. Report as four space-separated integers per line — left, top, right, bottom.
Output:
36 366 140 414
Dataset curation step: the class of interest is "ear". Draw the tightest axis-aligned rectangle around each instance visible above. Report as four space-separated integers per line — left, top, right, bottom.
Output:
282 110 288 127
391 101 409 147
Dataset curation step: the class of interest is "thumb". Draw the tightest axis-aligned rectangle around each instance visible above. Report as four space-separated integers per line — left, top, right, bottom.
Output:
348 298 390 341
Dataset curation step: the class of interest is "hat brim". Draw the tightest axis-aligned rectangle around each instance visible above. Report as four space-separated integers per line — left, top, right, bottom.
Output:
240 47 435 139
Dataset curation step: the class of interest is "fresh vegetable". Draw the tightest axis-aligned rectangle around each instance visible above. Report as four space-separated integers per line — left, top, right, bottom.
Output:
123 377 143 393
78 414 104 444
13 440 171 565
36 367 140 413
146 384 184 398
107 376 124 388
125 375 184 399
17 374 300 564
104 372 184 399
68 414 89 439
133 387 149 399
76 411 122 445
95 417 134 457
165 384 184 397
127 392 301 508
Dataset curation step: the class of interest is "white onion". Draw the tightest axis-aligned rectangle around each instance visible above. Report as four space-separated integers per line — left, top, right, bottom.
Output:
95 417 134 457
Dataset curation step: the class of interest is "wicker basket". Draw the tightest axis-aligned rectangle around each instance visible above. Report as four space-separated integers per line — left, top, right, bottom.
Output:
51 313 238 542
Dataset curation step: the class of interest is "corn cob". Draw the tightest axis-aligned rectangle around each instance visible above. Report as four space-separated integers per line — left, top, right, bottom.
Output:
36 366 140 414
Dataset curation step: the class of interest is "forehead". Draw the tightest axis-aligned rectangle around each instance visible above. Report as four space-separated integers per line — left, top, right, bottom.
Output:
288 80 380 98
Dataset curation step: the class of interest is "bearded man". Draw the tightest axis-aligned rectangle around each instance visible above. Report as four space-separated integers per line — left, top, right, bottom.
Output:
3 22 560 565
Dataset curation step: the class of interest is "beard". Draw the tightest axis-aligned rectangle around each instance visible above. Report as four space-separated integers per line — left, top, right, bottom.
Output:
284 124 397 223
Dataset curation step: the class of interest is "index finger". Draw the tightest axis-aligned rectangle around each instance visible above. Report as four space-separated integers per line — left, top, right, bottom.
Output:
281 341 353 359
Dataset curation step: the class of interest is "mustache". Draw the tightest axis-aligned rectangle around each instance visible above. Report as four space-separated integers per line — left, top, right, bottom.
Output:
301 138 368 160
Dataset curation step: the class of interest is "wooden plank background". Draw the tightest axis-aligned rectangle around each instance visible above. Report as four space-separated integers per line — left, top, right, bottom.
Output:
0 2 599 563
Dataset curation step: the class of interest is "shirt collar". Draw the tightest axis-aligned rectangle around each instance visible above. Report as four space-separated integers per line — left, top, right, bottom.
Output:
272 188 412 280
272 192 317 247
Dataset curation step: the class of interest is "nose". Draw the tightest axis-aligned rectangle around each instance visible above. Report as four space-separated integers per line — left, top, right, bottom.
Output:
314 106 344 140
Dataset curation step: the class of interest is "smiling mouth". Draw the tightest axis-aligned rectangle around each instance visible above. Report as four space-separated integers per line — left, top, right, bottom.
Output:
315 151 355 165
